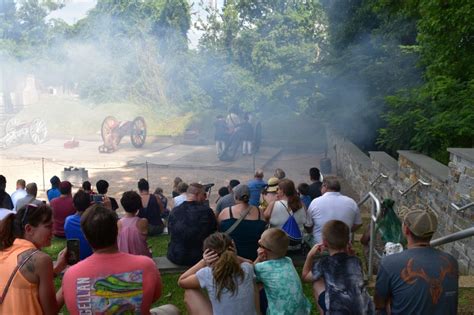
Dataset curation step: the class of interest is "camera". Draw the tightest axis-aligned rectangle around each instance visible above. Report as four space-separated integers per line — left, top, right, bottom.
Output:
203 183 215 192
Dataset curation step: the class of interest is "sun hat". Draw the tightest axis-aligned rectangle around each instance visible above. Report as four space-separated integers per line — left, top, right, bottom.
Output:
265 177 279 193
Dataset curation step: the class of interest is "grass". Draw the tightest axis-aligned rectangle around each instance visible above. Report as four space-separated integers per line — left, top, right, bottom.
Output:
47 235 473 315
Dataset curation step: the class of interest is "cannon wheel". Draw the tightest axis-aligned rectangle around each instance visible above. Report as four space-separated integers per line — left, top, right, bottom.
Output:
29 119 47 144
131 116 146 148
5 118 19 134
101 116 120 147
253 121 262 154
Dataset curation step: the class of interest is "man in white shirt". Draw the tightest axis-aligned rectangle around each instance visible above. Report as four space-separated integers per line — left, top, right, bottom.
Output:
305 177 362 244
10 179 27 211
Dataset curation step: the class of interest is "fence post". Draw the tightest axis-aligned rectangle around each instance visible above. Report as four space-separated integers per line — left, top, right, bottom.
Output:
146 160 149 182
42 157 45 192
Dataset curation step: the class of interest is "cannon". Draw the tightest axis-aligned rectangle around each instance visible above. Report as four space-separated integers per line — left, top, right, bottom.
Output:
0 118 48 149
98 116 146 153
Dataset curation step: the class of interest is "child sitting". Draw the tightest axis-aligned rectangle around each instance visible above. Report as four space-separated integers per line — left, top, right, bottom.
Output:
302 220 374 314
117 191 151 257
178 232 258 315
255 228 311 315
297 182 312 210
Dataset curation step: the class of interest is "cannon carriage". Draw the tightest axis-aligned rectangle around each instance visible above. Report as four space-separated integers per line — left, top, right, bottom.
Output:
98 116 146 153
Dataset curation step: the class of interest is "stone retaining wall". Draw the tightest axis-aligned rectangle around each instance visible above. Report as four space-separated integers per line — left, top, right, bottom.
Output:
327 131 474 274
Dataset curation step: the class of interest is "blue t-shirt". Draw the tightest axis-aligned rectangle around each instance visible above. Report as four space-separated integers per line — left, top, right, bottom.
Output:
64 213 93 260
247 179 267 206
47 188 61 202
375 247 458 315
300 195 311 209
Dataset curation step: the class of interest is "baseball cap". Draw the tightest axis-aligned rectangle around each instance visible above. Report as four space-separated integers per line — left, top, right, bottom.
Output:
265 177 279 193
403 207 438 238
59 181 73 191
233 184 250 201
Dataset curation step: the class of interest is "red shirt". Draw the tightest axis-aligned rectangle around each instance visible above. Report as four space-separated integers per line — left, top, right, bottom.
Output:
50 195 75 237
63 252 162 315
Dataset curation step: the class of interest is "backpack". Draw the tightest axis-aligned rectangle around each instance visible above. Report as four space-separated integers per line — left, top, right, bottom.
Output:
280 201 303 244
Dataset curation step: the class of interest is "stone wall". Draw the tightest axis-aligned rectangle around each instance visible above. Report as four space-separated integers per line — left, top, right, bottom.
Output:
327 131 474 274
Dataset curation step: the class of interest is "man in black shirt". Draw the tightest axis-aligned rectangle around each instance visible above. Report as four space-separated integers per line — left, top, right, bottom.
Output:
308 167 322 200
167 183 217 266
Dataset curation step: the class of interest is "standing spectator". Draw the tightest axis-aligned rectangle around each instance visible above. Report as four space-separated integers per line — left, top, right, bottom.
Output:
172 177 183 198
273 168 286 180
264 179 308 252
0 175 13 210
374 207 458 315
65 190 93 260
62 205 179 315
247 169 267 207
297 183 312 209
214 114 228 156
11 179 27 211
167 183 217 266
254 228 311 315
47 175 61 202
308 167 322 200
178 232 259 315
306 177 362 244
0 204 68 314
215 179 240 214
50 181 76 238
137 178 164 236
302 220 374 314
241 113 253 155
16 182 43 211
173 181 189 208
218 184 266 260
96 179 119 211
118 191 151 257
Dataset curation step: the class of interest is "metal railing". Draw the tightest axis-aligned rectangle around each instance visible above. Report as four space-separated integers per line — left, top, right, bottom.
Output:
451 202 474 212
399 178 431 196
430 226 474 247
357 192 381 280
370 173 388 187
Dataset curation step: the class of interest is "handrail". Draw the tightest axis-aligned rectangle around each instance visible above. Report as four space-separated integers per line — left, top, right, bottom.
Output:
398 179 431 196
370 173 388 187
451 202 474 212
430 226 474 247
357 192 381 280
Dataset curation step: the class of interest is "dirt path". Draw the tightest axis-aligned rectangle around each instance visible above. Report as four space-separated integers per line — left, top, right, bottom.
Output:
1 150 327 211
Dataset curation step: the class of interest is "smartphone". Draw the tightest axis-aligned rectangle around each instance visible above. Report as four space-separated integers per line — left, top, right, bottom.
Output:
91 194 104 204
66 239 80 265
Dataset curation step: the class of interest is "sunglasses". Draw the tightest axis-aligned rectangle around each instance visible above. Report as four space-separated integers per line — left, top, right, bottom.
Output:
21 203 39 227
258 240 272 252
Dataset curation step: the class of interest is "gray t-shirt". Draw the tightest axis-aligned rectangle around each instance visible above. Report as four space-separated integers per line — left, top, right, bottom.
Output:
375 247 458 315
215 193 235 214
196 262 257 315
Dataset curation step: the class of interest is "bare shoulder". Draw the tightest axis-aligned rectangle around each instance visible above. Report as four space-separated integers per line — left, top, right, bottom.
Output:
19 249 51 279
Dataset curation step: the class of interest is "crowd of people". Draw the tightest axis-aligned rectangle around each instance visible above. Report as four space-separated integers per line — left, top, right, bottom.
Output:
0 167 459 314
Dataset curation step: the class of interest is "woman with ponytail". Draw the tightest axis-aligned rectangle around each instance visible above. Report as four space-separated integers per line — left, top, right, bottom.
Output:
218 184 266 260
0 204 68 314
178 232 258 315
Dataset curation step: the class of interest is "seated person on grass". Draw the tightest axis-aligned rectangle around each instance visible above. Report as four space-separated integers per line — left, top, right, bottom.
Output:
302 220 374 315
178 232 259 315
118 191 152 257
62 205 179 315
167 183 217 266
65 190 93 260
255 228 311 315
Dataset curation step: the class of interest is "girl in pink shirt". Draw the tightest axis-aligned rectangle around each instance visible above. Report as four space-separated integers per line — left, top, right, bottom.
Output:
118 191 151 257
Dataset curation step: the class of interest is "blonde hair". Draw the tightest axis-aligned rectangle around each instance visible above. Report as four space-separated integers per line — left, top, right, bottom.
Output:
260 228 289 258
203 233 244 301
